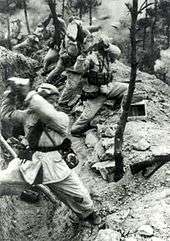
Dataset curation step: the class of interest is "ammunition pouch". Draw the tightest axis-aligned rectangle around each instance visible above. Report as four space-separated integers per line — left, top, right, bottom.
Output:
60 53 76 67
58 138 79 169
20 189 40 203
82 84 100 100
87 70 113 86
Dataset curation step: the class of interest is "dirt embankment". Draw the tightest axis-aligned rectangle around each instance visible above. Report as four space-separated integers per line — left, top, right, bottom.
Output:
0 47 170 241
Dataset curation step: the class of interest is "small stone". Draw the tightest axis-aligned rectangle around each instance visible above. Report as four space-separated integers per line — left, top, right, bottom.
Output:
124 238 137 241
103 146 115 160
151 237 165 241
102 138 115 149
85 130 99 148
104 127 116 138
138 224 154 237
151 145 170 157
95 229 121 241
133 138 150 151
91 161 115 181
91 141 105 163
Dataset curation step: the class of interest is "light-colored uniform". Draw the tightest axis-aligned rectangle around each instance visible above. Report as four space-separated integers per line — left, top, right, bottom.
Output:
1 90 94 218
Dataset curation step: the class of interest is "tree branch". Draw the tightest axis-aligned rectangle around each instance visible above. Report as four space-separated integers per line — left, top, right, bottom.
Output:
138 2 154 14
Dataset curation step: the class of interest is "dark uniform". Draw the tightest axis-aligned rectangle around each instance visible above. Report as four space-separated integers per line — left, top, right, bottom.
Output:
46 18 90 84
71 42 128 136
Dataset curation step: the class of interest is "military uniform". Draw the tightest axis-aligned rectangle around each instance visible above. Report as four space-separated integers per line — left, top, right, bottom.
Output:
71 49 128 135
1 83 94 219
46 18 90 84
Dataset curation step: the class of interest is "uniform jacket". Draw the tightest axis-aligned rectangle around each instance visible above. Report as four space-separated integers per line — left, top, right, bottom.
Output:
1 90 71 185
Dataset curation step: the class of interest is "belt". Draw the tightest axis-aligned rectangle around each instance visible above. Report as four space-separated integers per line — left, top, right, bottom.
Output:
31 146 60 153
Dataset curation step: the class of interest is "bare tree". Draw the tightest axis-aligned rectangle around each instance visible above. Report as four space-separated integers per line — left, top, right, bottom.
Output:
149 0 158 72
62 0 65 18
143 0 148 50
23 0 31 34
114 0 139 182
47 0 61 47
5 0 12 50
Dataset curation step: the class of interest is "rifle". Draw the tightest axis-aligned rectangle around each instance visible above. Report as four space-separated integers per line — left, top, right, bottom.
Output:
0 133 57 204
130 155 170 178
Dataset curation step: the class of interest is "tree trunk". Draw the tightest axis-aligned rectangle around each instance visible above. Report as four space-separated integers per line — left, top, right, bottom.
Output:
23 0 31 34
166 23 170 48
6 14 12 50
149 0 157 73
47 0 61 48
114 0 138 182
89 2 92 26
62 0 65 18
79 5 82 19
143 0 148 50
6 0 11 50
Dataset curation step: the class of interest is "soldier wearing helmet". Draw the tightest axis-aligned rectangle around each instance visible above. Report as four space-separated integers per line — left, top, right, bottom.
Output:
46 16 90 84
1 79 101 225
71 35 128 136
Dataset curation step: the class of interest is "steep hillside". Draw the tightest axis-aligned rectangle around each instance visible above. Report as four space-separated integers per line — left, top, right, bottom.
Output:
0 47 169 241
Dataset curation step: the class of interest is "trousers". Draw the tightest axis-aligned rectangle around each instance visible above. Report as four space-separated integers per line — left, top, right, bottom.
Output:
46 171 94 218
71 82 128 134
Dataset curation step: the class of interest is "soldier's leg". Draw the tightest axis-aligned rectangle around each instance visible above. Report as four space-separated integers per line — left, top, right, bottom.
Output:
46 58 65 84
43 48 58 71
107 82 128 99
46 171 94 219
58 74 82 106
71 95 106 135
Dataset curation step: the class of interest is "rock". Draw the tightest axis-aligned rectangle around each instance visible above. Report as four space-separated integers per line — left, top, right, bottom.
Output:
97 124 117 138
166 170 170 187
91 161 115 181
106 209 130 229
104 127 116 138
90 115 106 127
124 238 137 241
102 146 115 161
72 104 84 115
95 229 121 241
151 145 170 157
91 141 105 164
151 238 166 241
138 224 154 237
133 138 150 151
102 138 115 150
85 130 99 148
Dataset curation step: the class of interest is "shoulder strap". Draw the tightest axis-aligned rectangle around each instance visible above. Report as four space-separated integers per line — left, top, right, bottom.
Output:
43 127 57 147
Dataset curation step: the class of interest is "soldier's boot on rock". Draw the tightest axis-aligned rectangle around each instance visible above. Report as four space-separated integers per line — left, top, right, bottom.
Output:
83 211 102 225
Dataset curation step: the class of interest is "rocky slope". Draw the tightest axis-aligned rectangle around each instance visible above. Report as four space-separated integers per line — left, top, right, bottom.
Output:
0 48 170 241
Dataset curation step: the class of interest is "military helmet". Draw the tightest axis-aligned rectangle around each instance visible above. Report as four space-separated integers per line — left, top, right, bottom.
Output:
37 83 59 97
8 77 30 87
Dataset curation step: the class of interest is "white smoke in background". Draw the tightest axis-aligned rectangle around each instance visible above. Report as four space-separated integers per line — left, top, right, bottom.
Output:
154 48 170 82
11 0 63 34
12 0 49 34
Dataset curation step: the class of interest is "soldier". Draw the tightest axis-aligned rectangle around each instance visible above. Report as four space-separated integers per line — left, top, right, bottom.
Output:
46 16 90 84
13 34 40 56
71 36 128 136
40 14 66 75
58 34 94 108
1 78 101 225
42 38 59 75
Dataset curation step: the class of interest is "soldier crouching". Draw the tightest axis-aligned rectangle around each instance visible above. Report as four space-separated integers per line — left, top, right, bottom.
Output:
71 36 128 136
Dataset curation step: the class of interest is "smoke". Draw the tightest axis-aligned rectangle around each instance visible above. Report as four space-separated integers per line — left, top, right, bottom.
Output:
12 0 49 34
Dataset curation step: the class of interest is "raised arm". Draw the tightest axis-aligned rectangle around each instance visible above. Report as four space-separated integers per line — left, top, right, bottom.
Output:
25 92 70 136
1 89 27 124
